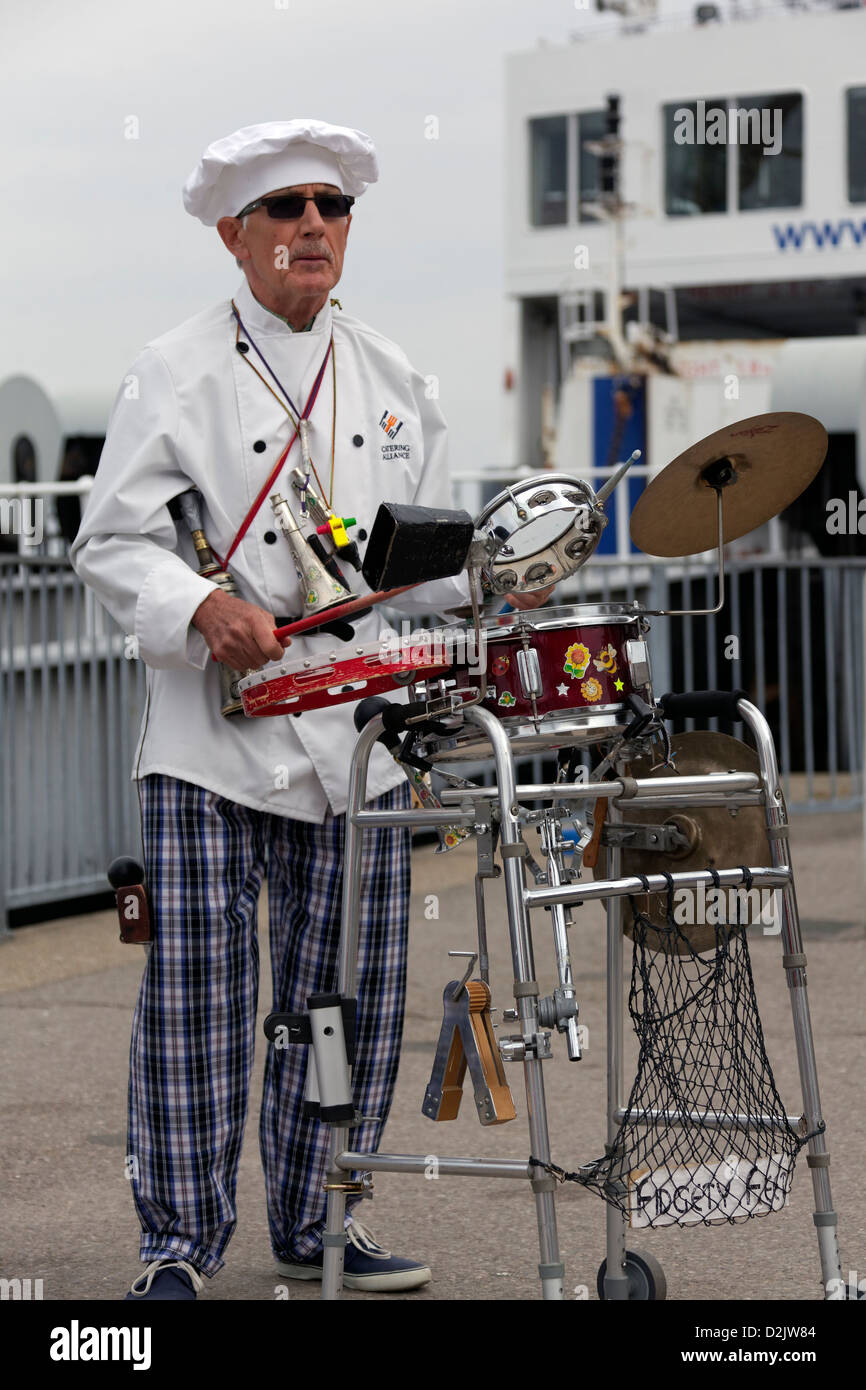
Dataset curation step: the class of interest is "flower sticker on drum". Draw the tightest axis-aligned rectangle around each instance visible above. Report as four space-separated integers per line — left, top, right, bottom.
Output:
563 642 591 679
498 691 517 708
491 654 510 676
580 677 603 703
594 643 618 676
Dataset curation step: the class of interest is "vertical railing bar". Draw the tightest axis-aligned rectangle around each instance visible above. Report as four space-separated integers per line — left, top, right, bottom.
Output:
0 568 10 932
754 567 766 725
801 565 815 806
56 564 69 886
855 564 865 800
777 566 791 801
105 617 119 870
683 564 694 734
22 565 34 892
6 565 17 906
842 565 858 804
88 590 102 885
72 573 85 886
118 620 132 852
37 566 51 891
730 565 743 738
823 566 838 806
707 568 718 734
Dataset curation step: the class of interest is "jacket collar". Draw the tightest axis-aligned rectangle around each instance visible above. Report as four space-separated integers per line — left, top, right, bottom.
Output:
232 276 333 339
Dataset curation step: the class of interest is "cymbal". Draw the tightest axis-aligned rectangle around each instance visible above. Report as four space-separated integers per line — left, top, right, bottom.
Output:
593 732 773 955
629 411 827 557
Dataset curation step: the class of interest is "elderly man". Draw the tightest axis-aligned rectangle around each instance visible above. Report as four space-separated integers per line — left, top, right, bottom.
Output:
72 119 550 1301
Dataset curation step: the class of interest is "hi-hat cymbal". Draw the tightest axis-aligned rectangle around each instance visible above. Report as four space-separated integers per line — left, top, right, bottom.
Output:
630 411 827 557
593 732 773 955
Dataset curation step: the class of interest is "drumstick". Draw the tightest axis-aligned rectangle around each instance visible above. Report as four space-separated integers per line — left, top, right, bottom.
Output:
273 583 420 642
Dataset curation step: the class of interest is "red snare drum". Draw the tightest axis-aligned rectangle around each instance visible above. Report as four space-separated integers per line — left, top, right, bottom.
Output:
238 638 451 718
416 603 653 761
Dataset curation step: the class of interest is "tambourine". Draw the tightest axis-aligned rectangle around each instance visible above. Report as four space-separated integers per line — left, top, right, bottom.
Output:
239 639 452 717
474 474 607 596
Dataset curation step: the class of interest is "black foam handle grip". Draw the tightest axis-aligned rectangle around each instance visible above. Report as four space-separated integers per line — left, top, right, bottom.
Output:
354 696 401 750
107 856 144 888
659 689 749 721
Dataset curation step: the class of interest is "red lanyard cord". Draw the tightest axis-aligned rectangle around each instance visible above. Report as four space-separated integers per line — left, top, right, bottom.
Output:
213 335 333 571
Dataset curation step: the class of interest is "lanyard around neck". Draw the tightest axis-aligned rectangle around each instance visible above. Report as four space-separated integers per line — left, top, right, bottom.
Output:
215 320 334 572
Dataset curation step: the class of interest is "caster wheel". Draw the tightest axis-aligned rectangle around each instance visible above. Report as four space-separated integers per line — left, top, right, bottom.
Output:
597 1249 667 1301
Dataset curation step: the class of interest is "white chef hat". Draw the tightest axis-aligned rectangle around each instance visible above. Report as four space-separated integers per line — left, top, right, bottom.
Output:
182 119 379 226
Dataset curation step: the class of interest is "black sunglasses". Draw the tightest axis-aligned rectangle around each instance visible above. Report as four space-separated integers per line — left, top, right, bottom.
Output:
236 191 355 221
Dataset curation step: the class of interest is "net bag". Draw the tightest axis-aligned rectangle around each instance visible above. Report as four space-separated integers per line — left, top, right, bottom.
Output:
574 871 817 1228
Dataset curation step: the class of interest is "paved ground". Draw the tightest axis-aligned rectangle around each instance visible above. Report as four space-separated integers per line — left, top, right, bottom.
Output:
1 807 863 1302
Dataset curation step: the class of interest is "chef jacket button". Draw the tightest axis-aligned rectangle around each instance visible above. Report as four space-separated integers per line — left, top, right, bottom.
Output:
237 342 249 354
357 528 367 541
264 530 277 544
352 434 364 447
253 440 266 453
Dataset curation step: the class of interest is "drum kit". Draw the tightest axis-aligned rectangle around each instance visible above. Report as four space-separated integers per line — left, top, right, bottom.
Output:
242 411 847 1301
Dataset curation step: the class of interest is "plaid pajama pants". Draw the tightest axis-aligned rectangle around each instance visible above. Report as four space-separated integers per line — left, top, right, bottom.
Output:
129 773 412 1277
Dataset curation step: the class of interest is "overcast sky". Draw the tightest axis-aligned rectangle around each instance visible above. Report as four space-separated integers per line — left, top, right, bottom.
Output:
1 0 722 473
0 0 620 470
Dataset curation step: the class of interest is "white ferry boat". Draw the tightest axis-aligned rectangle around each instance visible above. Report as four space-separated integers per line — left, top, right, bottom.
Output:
501 0 866 561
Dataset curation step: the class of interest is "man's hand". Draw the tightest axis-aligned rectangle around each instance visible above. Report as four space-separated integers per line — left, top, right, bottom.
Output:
504 584 556 612
192 589 288 668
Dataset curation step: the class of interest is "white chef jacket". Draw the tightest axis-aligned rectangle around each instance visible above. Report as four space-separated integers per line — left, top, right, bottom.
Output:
71 277 471 821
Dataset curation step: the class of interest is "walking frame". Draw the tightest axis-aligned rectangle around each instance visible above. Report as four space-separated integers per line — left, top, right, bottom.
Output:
269 695 844 1302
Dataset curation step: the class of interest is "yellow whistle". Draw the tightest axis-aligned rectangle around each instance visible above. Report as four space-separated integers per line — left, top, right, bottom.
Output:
317 515 356 549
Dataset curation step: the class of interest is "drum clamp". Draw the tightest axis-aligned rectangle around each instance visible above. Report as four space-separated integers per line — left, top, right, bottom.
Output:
501 841 529 859
499 1031 553 1063
603 822 690 853
612 775 640 802
450 687 483 713
404 689 482 725
322 1173 374 1197
404 697 454 725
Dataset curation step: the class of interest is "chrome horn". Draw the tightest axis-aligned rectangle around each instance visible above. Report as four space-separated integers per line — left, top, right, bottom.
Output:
270 488 357 620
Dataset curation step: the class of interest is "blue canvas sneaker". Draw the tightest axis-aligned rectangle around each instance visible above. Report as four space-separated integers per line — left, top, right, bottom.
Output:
124 1258 203 1300
275 1218 431 1292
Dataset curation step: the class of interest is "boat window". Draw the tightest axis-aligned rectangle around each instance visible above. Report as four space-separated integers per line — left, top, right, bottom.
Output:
663 99 728 216
530 116 568 226
738 93 802 211
664 93 802 215
847 86 866 203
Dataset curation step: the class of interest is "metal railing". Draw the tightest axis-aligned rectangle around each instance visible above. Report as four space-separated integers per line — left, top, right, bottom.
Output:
0 553 145 930
0 481 862 929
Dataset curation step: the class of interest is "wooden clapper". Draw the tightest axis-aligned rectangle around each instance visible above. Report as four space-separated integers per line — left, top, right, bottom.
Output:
422 954 516 1126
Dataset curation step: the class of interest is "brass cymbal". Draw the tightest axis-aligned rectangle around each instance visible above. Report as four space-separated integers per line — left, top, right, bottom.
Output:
629 411 827 557
593 732 774 955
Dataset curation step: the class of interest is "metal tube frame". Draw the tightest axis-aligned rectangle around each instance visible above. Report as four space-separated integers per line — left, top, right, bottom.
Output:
319 698 843 1301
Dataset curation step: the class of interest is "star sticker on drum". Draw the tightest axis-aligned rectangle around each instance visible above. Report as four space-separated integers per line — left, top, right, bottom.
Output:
614 678 625 692
557 683 570 697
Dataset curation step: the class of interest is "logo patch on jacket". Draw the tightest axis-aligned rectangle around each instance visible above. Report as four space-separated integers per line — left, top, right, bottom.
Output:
379 408 411 460
379 409 404 439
